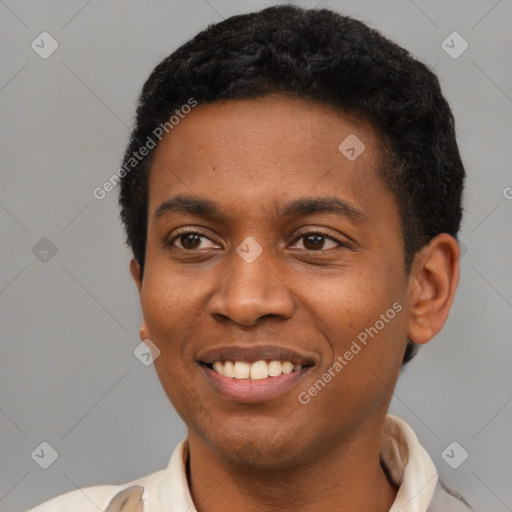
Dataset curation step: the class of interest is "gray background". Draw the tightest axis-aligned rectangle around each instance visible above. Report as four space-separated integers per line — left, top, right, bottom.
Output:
1 0 511 511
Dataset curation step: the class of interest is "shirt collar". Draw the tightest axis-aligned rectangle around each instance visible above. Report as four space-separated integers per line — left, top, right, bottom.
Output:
157 414 438 512
383 414 438 511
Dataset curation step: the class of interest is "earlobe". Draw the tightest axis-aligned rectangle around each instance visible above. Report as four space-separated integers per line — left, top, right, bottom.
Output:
130 258 143 294
139 324 150 342
406 234 460 345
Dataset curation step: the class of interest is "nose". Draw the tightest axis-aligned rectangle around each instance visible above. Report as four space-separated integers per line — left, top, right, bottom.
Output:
206 245 295 326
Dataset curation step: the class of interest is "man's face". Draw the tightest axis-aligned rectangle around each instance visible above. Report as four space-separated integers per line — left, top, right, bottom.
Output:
134 94 412 468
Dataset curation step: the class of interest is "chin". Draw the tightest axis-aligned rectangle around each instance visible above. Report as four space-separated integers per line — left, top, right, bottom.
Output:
201 422 314 471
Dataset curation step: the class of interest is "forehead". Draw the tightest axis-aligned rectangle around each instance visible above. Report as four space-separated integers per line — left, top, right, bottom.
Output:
147 94 393 225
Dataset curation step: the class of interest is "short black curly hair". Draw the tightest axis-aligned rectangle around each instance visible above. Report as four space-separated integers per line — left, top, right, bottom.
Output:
118 4 465 365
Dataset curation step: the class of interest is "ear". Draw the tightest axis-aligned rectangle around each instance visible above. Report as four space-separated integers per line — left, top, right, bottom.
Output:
129 258 150 341
407 234 460 345
130 257 143 294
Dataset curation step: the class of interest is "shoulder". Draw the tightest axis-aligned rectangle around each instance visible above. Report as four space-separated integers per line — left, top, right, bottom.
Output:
428 480 475 511
26 484 118 512
25 439 190 512
25 468 165 512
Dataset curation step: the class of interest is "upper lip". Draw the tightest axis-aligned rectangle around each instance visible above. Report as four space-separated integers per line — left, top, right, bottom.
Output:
197 345 319 366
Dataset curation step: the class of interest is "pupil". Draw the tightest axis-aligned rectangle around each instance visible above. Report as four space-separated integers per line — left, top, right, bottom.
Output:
182 234 201 250
304 234 323 250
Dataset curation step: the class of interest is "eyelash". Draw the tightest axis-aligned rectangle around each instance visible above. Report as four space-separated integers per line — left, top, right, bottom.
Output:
167 228 349 253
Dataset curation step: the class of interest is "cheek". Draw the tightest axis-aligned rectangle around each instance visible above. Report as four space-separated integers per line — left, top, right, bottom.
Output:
140 258 198 337
139 258 212 373
140 283 176 339
143 279 203 419
312 268 401 337
308 298 405 426
306 263 407 388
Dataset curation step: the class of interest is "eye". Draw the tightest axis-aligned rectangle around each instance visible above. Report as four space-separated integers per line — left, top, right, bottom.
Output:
291 230 347 252
167 229 348 253
168 230 219 251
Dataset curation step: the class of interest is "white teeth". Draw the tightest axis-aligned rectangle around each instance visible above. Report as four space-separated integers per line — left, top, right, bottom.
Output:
281 361 294 374
268 360 282 377
210 359 303 379
233 361 250 379
250 360 269 380
223 360 234 378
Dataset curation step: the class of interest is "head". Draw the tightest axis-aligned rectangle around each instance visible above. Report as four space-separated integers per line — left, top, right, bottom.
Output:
119 5 464 468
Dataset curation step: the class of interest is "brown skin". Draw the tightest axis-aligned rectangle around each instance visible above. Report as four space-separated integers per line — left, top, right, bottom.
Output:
130 94 460 512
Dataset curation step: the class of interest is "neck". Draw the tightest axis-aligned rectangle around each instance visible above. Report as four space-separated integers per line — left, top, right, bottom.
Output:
186 418 398 512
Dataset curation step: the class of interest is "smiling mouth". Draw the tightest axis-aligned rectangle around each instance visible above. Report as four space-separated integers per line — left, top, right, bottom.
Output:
202 360 311 380
197 345 317 401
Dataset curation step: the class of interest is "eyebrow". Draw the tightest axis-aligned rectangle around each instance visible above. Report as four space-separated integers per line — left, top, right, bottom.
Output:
154 194 367 223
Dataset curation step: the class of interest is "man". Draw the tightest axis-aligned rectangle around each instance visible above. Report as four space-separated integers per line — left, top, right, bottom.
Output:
27 4 472 511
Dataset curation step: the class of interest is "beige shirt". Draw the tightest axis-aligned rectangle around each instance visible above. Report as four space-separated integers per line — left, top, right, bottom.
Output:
26 414 473 512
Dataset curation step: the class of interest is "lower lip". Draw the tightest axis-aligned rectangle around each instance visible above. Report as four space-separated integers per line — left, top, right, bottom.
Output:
201 365 311 403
